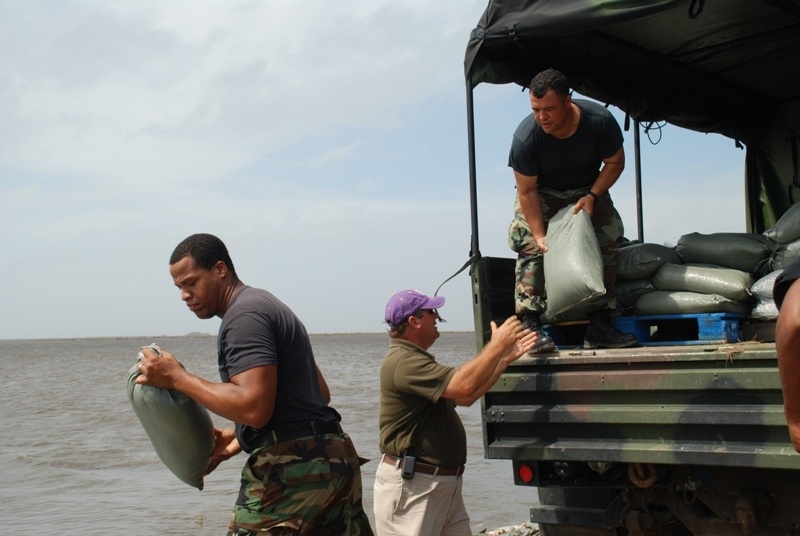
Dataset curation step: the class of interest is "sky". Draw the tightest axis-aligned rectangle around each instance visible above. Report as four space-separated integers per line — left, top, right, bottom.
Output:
0 0 747 340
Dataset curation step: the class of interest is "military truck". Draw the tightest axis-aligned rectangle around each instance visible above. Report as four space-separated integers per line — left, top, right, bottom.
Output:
463 1 800 535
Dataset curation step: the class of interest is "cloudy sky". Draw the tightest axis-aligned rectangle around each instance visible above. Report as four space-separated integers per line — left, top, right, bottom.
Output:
0 0 746 340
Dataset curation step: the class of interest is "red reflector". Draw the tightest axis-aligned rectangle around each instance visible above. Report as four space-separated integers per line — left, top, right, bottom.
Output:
518 464 534 483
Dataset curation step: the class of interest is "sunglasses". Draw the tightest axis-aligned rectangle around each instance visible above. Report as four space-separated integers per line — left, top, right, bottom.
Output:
414 309 446 322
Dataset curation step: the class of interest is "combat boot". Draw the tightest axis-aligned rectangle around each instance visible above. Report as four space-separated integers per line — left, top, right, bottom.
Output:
584 309 639 349
518 313 556 353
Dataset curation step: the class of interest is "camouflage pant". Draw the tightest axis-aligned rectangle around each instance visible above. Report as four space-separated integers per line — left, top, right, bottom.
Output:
228 433 373 536
508 186 623 315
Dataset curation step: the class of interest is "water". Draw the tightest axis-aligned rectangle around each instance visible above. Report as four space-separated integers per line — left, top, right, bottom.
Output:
0 333 538 534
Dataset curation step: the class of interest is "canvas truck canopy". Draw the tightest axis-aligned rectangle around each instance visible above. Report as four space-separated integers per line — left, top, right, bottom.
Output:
464 0 800 233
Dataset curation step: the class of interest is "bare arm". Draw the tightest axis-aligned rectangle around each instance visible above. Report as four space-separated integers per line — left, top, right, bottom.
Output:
441 316 533 403
454 329 538 407
135 346 276 428
573 147 625 216
777 278 800 452
514 170 547 253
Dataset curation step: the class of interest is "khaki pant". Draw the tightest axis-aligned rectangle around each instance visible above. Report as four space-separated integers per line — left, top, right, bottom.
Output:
373 456 471 536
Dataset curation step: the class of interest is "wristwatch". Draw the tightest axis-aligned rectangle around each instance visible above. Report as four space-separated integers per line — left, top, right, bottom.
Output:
586 191 601 204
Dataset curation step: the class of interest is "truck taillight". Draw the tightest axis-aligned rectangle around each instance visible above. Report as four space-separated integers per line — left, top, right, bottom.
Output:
518 463 535 484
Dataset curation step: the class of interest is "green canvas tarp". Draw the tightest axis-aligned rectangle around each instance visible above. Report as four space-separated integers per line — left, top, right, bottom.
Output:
464 0 800 231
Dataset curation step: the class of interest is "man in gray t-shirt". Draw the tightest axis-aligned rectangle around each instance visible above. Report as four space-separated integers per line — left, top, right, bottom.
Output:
508 67 638 352
136 233 373 536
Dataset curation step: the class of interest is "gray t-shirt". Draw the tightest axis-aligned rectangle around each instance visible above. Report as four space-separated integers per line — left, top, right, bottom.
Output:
508 98 624 190
217 286 339 452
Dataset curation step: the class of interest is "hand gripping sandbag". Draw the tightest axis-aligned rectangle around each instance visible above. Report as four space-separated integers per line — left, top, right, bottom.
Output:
127 344 214 490
544 207 605 317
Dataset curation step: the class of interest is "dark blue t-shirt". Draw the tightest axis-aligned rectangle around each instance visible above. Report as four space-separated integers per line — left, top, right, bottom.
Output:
217 286 339 452
508 99 624 190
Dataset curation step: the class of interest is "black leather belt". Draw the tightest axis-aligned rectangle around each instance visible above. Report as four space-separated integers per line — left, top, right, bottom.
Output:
382 454 465 476
259 420 343 447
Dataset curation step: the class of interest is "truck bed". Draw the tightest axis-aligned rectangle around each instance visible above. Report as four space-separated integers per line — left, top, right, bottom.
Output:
472 256 798 471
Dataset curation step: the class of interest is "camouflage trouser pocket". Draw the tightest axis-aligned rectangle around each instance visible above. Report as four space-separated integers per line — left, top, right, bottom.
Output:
231 436 373 536
281 458 332 486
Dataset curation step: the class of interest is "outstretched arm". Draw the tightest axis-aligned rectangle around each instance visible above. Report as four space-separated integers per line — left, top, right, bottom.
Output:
454 328 538 407
441 316 535 404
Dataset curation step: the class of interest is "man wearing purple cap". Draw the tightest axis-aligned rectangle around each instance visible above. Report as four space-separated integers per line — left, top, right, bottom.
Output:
373 289 537 536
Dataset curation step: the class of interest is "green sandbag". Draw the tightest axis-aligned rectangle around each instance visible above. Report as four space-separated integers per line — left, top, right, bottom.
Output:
675 232 772 273
651 263 754 302
769 238 800 271
617 242 681 280
126 344 214 490
763 203 800 244
616 279 655 308
634 291 753 316
544 207 605 317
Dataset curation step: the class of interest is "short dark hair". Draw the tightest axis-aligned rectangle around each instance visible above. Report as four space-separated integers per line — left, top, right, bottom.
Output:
529 68 570 99
170 233 237 276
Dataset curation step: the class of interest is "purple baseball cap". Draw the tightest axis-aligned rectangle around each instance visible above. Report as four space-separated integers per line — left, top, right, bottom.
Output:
385 289 446 328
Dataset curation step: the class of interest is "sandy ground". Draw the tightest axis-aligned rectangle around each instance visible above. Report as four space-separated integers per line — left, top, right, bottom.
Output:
478 522 539 535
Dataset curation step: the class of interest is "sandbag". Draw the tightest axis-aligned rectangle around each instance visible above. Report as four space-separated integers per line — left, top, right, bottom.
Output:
543 207 605 317
651 263 754 302
751 270 782 300
749 270 782 320
763 203 800 244
127 344 214 490
634 291 753 316
675 232 773 273
769 237 800 271
750 300 779 320
616 279 655 308
617 242 681 280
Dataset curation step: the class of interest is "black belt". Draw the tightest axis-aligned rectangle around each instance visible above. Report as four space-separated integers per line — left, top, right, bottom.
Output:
382 454 465 476
259 420 343 447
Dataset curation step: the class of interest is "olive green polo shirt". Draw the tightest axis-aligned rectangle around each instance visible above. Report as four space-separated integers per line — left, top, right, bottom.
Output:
378 338 466 468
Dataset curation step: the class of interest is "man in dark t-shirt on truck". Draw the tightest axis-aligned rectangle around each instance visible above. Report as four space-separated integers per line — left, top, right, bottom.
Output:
508 67 639 352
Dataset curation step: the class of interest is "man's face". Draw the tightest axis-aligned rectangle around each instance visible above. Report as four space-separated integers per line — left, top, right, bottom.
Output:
530 89 571 135
416 309 441 349
169 256 225 319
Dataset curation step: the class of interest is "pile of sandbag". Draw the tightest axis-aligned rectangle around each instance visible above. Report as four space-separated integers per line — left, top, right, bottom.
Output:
617 239 756 316
747 202 800 320
763 202 800 272
616 203 800 318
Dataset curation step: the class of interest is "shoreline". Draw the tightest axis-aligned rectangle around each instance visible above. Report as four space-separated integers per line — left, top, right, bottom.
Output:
478 522 539 535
